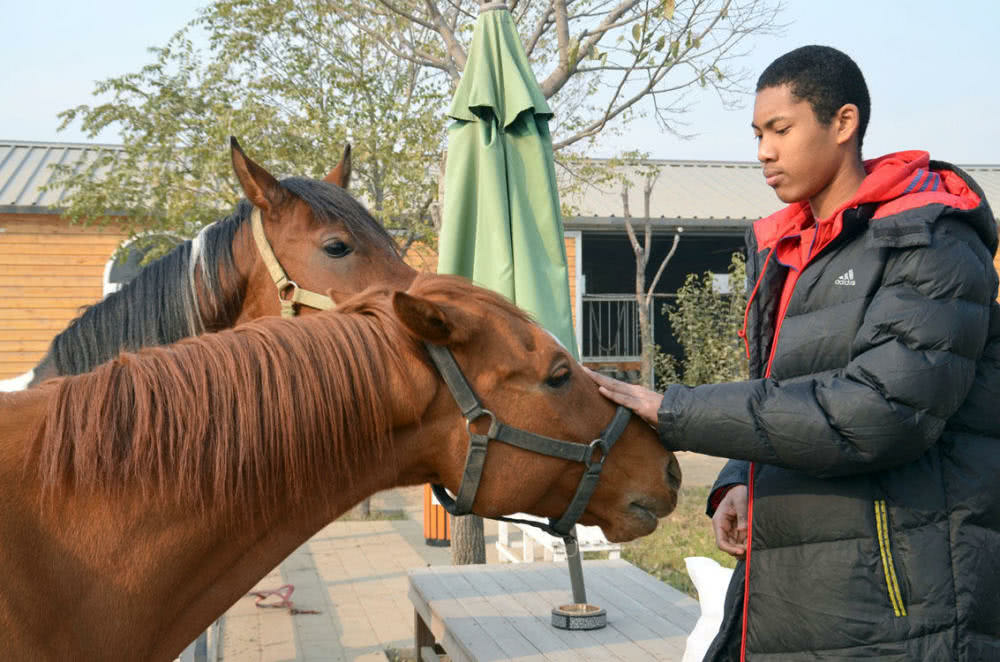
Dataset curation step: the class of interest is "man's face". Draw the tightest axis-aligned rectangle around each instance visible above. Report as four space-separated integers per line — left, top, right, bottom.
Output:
752 84 842 205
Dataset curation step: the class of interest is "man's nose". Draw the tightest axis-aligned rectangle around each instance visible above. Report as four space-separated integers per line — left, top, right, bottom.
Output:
757 136 775 163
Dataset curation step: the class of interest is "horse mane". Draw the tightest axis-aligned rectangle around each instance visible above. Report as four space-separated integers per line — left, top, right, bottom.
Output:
36 286 408 520
42 177 400 378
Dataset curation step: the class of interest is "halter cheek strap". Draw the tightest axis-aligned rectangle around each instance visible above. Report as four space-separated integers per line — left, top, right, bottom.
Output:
250 207 335 317
424 342 634 538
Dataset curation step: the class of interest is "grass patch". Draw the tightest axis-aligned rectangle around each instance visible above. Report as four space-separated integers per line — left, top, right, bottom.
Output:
622 484 736 598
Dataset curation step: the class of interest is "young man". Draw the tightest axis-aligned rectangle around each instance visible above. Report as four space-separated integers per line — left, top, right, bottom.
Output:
589 45 999 659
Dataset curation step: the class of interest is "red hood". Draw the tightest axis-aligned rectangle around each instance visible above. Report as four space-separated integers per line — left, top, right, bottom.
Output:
754 150 982 254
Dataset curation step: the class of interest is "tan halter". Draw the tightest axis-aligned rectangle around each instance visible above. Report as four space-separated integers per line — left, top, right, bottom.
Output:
250 207 335 317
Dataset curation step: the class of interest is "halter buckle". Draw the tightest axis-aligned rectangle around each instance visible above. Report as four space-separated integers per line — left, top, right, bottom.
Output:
465 409 497 436
278 280 299 302
584 438 608 470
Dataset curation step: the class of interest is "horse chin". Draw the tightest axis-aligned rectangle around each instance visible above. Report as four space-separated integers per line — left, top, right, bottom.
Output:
584 514 651 544
586 491 679 543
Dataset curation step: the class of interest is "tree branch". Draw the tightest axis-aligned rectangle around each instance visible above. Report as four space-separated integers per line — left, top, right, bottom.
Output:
423 0 468 77
646 231 680 302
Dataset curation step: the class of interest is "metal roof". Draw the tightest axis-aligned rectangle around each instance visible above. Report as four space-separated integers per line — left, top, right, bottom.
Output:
560 158 1000 231
2 139 998 226
560 160 782 229
0 139 121 212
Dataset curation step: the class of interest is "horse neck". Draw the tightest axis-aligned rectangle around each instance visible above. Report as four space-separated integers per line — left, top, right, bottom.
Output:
0 391 407 661
0 334 435 660
35 233 240 381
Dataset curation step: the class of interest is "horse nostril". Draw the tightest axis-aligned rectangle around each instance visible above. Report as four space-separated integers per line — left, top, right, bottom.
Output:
665 455 682 492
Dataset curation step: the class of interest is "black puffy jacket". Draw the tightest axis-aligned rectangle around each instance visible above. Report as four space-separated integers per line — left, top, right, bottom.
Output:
657 152 1000 660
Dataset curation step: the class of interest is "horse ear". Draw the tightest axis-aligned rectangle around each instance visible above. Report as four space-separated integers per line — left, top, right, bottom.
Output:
230 136 283 213
324 144 352 188
392 291 455 345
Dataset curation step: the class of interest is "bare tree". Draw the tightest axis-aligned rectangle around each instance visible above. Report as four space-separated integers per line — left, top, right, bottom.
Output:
330 0 783 152
619 163 680 387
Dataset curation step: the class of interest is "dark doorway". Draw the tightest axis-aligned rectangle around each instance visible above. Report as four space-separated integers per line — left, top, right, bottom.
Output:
580 232 745 359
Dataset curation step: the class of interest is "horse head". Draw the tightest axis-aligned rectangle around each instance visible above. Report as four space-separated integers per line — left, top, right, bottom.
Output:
386 274 681 543
25 139 419 387
229 137 416 322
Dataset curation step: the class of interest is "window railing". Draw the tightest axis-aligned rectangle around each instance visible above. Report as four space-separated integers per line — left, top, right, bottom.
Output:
581 294 652 362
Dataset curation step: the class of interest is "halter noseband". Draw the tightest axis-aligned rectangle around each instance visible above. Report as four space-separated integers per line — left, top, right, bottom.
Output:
251 207 335 317
424 342 633 538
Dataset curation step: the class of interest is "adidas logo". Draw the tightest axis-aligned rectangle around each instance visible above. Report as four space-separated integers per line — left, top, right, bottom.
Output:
834 269 856 286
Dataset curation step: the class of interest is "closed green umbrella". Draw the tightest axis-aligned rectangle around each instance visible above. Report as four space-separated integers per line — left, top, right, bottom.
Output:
438 3 577 358
437 6 598 618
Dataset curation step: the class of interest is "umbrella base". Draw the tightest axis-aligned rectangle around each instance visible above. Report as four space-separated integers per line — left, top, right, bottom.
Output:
551 603 607 630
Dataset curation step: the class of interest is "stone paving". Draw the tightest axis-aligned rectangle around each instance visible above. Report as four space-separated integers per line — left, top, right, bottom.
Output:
215 453 727 660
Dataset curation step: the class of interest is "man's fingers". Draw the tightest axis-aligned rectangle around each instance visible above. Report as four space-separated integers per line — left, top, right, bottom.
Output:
714 526 746 558
584 367 620 389
597 384 634 406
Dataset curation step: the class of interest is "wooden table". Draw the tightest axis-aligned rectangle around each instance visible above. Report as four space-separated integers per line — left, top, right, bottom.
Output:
408 559 700 661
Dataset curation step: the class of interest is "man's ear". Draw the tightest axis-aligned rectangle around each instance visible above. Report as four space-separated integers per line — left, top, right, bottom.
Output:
393 291 455 345
834 104 861 147
230 136 284 213
325 144 352 188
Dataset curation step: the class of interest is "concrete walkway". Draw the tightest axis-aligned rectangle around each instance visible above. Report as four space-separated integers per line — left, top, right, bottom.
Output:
215 453 726 661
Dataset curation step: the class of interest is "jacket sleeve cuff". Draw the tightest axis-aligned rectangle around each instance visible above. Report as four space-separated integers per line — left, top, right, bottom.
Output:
706 460 750 516
656 383 690 450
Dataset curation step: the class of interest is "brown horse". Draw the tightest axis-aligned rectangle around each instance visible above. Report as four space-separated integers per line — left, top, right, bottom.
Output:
0 273 681 661
22 137 415 386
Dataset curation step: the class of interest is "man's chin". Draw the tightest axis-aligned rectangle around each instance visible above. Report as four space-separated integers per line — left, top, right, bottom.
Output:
773 185 806 205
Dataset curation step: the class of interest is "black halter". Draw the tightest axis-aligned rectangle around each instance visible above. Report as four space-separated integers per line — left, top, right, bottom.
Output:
425 342 633 538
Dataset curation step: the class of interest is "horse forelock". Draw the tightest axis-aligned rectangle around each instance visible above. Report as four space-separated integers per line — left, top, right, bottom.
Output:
279 176 400 258
36 294 405 522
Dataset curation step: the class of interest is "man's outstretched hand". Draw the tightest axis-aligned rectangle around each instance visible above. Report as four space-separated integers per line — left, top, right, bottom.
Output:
584 367 663 427
713 484 749 559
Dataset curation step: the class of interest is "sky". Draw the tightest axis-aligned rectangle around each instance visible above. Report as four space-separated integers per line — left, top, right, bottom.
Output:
3 0 999 164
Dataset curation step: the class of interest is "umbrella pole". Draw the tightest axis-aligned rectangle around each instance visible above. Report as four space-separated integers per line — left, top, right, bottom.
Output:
550 533 607 630
565 536 587 604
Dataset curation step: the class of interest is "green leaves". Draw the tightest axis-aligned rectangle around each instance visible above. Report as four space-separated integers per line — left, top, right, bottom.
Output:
53 0 447 253
657 251 748 387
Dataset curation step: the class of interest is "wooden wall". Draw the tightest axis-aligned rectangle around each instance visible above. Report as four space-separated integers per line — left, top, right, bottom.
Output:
0 213 123 379
565 235 578 331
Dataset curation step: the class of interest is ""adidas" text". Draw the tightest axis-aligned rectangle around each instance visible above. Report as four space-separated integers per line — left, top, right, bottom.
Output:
834 269 856 286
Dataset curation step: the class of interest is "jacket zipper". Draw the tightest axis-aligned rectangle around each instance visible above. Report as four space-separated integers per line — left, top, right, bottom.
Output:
874 499 907 617
738 246 773 662
740 463 755 662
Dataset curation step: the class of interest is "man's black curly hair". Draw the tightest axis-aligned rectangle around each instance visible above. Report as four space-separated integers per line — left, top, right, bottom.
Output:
757 45 870 154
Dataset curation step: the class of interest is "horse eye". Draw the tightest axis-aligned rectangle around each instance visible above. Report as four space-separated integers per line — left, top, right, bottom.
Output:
323 241 353 258
546 370 571 388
